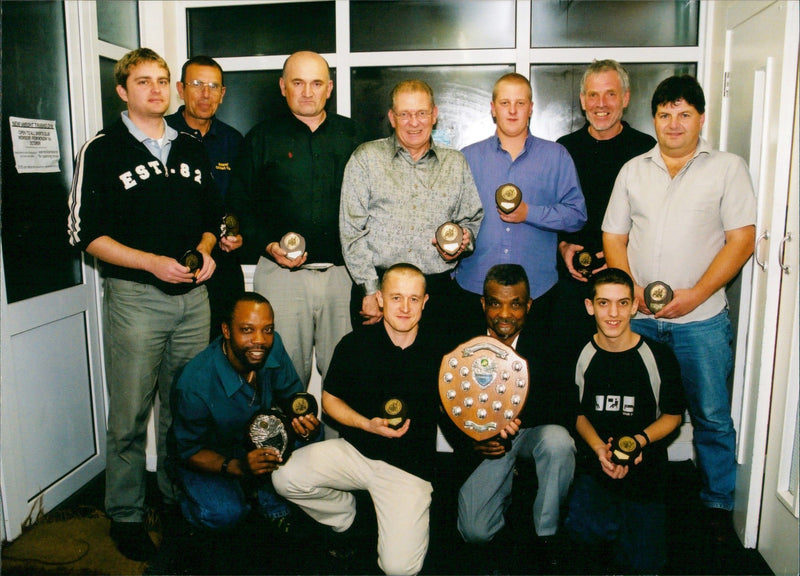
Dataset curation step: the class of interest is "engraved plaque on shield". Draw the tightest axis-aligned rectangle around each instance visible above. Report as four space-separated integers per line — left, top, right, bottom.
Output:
220 213 240 237
644 281 673 314
248 408 294 461
436 222 461 256
280 232 306 260
439 336 529 442
495 183 522 214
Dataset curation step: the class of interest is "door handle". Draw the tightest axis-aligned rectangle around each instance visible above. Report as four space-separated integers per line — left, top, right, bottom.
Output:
755 229 769 271
778 232 791 274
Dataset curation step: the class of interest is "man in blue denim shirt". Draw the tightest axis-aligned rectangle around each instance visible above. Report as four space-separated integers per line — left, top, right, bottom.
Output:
169 292 320 532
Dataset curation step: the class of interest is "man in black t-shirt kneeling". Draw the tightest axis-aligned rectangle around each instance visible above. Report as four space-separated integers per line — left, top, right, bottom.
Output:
272 263 440 576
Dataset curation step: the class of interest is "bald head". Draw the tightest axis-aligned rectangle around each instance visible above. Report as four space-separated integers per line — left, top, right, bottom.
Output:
280 51 333 129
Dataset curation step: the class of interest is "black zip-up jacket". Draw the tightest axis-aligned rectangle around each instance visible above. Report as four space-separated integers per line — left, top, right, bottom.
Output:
68 119 224 295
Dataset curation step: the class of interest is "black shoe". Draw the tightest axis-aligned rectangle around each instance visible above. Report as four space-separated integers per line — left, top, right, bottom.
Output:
110 520 157 562
268 514 294 537
326 525 357 560
540 534 567 572
706 507 735 544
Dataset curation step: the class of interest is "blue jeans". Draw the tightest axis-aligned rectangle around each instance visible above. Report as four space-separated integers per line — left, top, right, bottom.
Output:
632 310 735 510
175 465 289 531
565 474 666 573
457 425 576 541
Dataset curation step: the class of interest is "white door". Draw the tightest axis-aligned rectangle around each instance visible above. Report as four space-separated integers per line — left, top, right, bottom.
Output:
756 83 799 575
722 0 799 548
0 2 106 541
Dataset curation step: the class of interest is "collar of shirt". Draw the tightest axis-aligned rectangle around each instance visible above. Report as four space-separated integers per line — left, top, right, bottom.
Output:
171 105 221 140
121 111 177 164
282 105 331 134
646 136 711 171
490 130 534 158
212 338 281 398
485 330 521 350
390 133 439 162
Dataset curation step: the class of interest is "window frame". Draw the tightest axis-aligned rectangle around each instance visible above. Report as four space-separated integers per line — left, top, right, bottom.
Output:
164 0 707 130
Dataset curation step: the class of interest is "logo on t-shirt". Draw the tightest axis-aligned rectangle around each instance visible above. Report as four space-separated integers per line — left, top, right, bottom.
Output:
605 395 620 411
595 395 604 411
623 396 635 415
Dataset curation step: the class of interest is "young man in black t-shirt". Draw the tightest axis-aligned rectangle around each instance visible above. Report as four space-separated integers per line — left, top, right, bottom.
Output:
565 268 685 573
272 263 440 576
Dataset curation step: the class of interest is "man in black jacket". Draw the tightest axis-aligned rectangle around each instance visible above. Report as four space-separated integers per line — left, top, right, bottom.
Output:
451 264 576 557
67 47 223 562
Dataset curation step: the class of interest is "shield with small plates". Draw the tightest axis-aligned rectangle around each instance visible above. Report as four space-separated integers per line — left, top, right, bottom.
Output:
439 336 529 442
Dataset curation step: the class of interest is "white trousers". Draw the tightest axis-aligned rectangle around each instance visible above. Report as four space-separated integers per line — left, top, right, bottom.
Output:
273 438 432 575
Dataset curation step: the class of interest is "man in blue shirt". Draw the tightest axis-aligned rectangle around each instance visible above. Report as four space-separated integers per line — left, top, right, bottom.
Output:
167 55 244 341
169 292 320 532
454 73 586 335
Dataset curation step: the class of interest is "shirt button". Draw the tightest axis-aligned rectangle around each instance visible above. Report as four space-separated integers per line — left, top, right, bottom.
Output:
505 227 511 232
504 249 509 254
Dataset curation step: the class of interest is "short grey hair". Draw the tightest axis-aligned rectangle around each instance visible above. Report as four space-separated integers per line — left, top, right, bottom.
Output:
581 59 630 95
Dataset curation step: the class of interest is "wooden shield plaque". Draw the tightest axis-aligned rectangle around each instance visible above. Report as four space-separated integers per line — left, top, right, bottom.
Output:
439 336 529 442
436 222 462 256
495 183 522 214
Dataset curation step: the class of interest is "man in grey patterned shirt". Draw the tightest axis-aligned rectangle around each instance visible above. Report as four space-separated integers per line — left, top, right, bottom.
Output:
340 80 484 336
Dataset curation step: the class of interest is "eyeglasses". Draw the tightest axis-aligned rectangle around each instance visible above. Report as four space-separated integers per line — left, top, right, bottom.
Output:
185 80 222 92
393 109 433 123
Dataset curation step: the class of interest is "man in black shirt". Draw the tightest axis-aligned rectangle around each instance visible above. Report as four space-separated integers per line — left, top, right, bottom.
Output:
228 51 364 391
166 55 244 341
450 265 576 568
554 60 656 366
272 264 441 576
565 268 685 573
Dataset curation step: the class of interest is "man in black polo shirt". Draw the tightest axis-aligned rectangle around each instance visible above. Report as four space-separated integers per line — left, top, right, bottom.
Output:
228 51 365 391
554 59 655 364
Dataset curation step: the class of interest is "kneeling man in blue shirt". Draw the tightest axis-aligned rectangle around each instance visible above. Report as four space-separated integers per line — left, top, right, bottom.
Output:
169 292 320 531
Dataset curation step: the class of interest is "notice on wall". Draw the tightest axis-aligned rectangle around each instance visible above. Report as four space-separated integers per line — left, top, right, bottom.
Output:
9 116 61 173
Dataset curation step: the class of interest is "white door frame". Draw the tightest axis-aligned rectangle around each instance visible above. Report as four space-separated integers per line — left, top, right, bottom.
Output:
0 1 107 542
